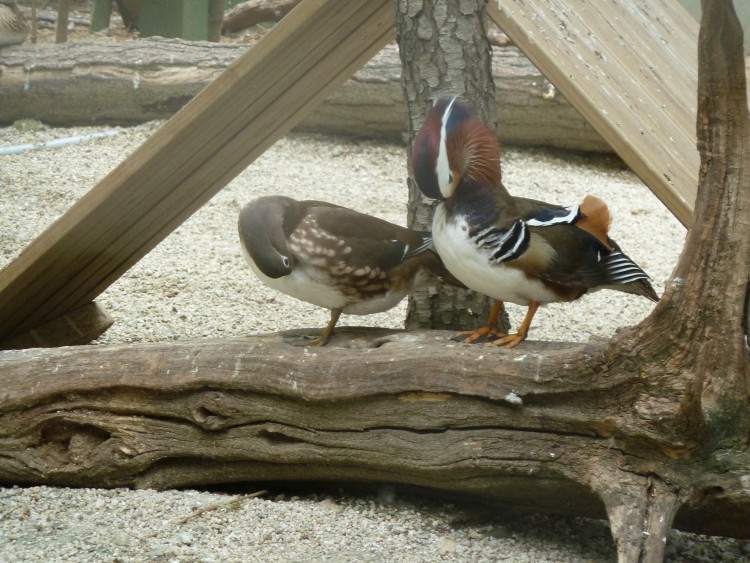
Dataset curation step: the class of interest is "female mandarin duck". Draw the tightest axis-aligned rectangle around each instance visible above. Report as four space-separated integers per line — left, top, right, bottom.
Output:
0 0 29 47
239 195 461 346
411 96 659 349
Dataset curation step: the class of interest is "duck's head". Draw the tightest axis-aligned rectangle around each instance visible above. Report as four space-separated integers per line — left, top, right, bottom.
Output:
238 196 295 279
411 96 501 201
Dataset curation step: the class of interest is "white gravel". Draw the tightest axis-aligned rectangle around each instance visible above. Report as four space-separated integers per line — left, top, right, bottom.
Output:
1 122 746 562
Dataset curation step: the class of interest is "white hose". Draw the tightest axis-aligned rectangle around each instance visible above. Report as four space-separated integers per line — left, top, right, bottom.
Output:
0 128 122 156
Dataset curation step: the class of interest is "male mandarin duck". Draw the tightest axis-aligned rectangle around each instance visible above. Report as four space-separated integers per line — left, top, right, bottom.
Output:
239 195 461 346
411 96 658 349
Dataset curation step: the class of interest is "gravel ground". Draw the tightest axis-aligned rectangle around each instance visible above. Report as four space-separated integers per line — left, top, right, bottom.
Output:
1 122 747 562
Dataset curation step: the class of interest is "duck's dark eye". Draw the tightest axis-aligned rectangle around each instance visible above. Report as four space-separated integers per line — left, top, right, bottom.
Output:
282 256 291 269
448 173 454 184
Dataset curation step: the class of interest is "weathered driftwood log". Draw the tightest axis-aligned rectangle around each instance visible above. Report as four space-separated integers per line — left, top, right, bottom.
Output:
0 39 609 151
0 328 748 544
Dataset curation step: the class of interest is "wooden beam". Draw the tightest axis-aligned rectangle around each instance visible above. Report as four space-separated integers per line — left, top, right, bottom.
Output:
0 0 395 342
489 0 699 227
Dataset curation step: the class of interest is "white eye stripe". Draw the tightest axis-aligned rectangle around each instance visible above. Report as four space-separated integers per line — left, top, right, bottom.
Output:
435 97 457 198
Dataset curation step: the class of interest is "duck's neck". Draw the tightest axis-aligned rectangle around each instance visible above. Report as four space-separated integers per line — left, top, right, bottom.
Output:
446 178 514 220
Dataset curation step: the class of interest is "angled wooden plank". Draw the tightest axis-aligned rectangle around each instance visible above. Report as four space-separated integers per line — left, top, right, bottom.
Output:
489 0 699 227
0 0 395 343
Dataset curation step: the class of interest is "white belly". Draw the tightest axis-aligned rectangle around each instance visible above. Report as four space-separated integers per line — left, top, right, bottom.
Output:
243 247 411 315
432 206 561 305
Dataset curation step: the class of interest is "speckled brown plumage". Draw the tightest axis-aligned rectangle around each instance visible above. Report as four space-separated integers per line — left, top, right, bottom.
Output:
0 1 28 48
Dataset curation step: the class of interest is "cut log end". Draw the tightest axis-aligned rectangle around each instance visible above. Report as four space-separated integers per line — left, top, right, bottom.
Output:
0 301 113 350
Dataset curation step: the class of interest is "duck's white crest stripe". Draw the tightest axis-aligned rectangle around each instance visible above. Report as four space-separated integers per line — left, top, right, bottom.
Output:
436 97 457 198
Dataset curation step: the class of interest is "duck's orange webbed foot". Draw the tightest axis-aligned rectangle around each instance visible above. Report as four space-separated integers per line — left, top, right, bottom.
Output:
484 301 540 350
485 332 527 349
451 300 504 344
453 324 503 344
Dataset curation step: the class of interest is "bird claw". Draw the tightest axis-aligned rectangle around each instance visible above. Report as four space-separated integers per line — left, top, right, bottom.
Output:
484 333 526 349
451 326 504 344
285 333 330 347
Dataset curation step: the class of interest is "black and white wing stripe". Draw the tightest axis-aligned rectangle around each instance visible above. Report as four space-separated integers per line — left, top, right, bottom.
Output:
467 204 581 265
402 235 434 259
469 219 529 264
524 204 581 227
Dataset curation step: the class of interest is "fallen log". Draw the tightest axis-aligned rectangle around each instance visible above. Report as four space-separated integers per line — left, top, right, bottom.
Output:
0 38 609 151
222 0 300 32
0 328 748 542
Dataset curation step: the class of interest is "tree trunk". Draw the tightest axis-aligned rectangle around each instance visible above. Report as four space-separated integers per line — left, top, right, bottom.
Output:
395 0 502 332
0 39 608 151
55 0 71 43
208 0 227 42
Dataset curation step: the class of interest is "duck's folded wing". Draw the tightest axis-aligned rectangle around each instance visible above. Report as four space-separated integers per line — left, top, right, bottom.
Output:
310 206 428 270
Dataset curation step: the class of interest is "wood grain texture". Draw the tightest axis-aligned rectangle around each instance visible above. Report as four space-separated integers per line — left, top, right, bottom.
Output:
489 0 699 227
0 328 748 539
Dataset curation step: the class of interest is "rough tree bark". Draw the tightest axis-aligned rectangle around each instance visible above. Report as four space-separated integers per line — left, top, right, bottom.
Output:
0 40 605 149
0 2 748 562
395 0 501 332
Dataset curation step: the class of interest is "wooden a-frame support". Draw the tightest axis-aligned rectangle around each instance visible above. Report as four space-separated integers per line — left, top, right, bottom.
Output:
0 0 699 348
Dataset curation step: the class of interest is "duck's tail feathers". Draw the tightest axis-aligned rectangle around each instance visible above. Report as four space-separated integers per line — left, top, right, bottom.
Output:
599 250 659 302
